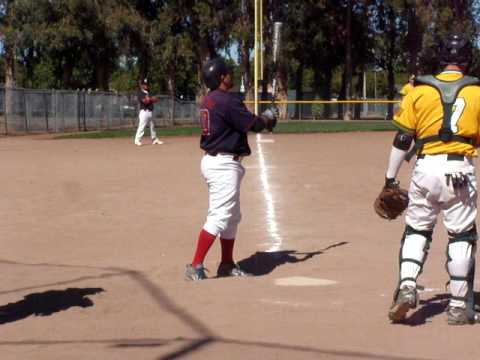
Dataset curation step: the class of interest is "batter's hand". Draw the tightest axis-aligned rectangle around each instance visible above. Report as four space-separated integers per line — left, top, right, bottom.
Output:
262 107 278 132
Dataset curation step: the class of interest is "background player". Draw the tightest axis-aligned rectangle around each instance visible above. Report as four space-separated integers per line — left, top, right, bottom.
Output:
134 78 163 146
185 57 277 281
383 33 480 325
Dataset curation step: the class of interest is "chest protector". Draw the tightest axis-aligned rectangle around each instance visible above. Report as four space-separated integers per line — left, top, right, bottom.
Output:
405 75 480 161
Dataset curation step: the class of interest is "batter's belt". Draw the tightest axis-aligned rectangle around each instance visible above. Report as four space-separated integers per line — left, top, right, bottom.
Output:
205 152 243 161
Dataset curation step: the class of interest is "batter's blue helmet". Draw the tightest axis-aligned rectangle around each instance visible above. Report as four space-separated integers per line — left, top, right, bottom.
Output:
201 57 232 90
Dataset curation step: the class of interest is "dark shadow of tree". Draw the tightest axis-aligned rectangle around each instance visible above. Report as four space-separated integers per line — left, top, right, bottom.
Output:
0 287 104 325
237 242 348 276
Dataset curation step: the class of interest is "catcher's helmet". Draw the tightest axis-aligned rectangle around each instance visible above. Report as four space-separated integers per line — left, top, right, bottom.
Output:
201 57 231 90
439 33 472 68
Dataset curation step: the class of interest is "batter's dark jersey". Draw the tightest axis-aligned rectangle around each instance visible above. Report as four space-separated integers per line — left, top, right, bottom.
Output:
138 90 154 111
199 89 258 156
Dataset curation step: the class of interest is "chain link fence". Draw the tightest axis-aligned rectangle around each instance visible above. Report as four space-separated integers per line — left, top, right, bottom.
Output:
0 87 198 134
0 87 400 135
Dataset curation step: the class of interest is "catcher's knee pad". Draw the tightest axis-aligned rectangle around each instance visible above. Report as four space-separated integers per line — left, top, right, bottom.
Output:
446 225 477 304
398 225 433 287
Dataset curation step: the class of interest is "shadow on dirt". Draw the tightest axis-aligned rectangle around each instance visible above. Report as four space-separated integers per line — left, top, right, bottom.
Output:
401 292 480 326
238 241 348 276
0 287 104 325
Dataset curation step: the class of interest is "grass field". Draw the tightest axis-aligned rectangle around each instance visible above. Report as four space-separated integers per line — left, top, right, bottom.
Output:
55 121 396 139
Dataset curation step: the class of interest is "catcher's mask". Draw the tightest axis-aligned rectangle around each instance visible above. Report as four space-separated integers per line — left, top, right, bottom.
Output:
439 33 472 69
201 57 232 91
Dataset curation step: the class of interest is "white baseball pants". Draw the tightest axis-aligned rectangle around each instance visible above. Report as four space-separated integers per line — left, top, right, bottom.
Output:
201 153 245 239
135 110 157 143
406 154 477 232
400 154 477 308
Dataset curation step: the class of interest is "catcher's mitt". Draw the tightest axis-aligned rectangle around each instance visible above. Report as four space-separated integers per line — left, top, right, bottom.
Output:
374 180 409 220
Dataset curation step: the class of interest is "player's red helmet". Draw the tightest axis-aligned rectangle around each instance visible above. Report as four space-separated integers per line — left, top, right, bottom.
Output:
439 33 472 69
201 57 232 91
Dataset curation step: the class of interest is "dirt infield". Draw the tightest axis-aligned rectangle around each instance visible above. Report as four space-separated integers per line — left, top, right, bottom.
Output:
1 132 479 360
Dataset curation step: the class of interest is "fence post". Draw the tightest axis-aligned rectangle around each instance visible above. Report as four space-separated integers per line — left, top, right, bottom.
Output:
62 92 65 132
119 93 124 125
23 89 29 133
107 94 112 129
44 91 49 132
82 91 87 131
77 90 81 132
52 89 57 132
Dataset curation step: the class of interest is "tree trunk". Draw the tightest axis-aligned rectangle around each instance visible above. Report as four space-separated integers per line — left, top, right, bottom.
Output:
320 68 332 119
95 59 110 91
4 42 15 89
386 6 397 120
276 62 288 120
406 5 422 76
62 63 72 89
354 69 364 120
294 63 304 120
168 45 177 126
168 76 176 126
239 38 253 111
343 0 353 121
195 39 216 102
4 41 15 134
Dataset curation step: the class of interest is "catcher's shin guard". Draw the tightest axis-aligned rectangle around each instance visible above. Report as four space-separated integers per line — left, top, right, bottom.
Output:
446 225 477 317
396 225 433 290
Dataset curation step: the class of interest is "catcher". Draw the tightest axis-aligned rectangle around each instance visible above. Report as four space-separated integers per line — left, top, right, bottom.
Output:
375 33 480 325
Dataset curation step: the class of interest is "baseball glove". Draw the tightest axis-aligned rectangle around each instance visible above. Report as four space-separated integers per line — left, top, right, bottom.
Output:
374 179 409 220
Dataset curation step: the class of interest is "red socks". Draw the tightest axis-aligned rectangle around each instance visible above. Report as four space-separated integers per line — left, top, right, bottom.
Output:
191 229 216 267
220 238 235 264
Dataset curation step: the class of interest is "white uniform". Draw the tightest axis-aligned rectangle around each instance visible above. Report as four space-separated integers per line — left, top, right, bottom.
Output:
135 108 157 144
406 154 477 233
201 153 245 239
134 87 162 146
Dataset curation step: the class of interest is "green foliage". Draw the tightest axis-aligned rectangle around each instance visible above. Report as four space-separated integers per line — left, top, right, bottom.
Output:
2 0 480 101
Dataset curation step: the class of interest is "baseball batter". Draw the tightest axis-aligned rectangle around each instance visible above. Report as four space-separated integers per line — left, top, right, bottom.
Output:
384 33 480 325
134 78 163 146
185 57 277 281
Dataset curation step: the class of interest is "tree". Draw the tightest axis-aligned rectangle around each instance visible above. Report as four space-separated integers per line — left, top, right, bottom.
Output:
0 0 16 88
176 0 237 98
232 0 254 102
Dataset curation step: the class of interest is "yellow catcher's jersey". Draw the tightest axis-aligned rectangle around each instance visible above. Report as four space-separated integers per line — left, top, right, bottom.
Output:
393 71 480 157
399 82 414 97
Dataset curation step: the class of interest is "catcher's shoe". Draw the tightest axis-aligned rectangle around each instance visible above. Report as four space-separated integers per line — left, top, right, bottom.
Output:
447 306 480 325
185 264 208 281
388 285 418 322
217 262 251 278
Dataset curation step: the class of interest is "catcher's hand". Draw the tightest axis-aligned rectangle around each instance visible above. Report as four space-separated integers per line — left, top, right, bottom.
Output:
374 178 409 220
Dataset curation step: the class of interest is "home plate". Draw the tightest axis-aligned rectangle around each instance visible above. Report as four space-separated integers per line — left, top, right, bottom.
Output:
257 139 275 143
275 276 337 286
